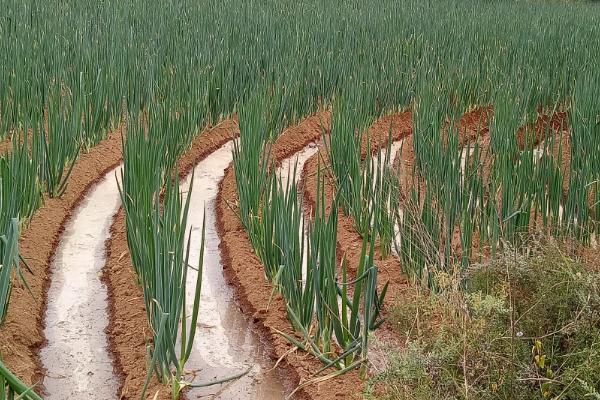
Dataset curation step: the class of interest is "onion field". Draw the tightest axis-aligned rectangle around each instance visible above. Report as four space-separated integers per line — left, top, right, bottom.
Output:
1 0 599 399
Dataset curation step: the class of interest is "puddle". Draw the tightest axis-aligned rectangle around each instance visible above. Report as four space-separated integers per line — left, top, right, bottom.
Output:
41 166 122 399
181 140 285 400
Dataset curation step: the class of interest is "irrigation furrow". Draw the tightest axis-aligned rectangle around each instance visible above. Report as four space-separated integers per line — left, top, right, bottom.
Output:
297 111 416 376
0 127 124 388
276 143 319 284
277 144 319 194
102 118 239 400
391 107 493 262
216 111 371 400
41 165 122 399
519 119 596 256
299 108 494 366
301 111 414 299
180 140 285 399
398 109 572 263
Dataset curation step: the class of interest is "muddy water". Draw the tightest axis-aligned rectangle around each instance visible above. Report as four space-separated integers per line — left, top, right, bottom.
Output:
41 166 122 399
181 140 284 400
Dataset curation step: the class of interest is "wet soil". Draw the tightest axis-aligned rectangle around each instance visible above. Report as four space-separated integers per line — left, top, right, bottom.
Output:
1 103 587 400
299 108 497 369
302 111 413 297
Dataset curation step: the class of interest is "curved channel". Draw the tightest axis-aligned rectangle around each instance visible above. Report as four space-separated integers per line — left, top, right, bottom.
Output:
181 140 285 399
41 166 122 399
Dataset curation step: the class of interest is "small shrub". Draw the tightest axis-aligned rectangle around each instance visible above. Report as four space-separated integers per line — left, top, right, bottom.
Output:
368 242 600 399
